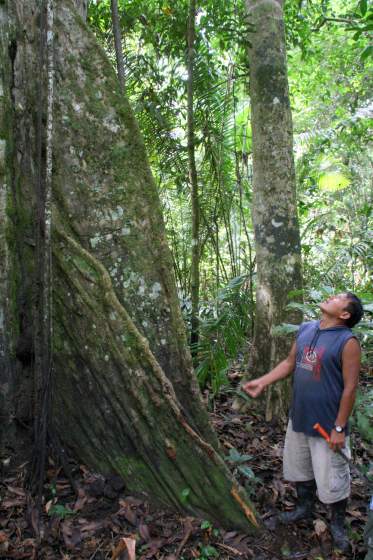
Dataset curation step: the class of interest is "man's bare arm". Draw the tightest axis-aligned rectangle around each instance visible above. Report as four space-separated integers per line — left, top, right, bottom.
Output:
242 342 296 398
329 337 361 451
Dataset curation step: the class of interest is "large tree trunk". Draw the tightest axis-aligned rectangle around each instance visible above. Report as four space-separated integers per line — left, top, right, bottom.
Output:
110 0 125 92
244 0 302 418
0 0 258 530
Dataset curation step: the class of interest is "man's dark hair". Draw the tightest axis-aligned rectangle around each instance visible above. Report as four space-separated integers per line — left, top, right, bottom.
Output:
344 292 364 328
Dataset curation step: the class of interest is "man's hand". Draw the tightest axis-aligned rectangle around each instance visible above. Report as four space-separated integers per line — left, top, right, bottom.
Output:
242 379 264 398
329 429 346 452
240 343 296 400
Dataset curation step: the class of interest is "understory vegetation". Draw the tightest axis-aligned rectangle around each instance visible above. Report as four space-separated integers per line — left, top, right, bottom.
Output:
88 0 372 410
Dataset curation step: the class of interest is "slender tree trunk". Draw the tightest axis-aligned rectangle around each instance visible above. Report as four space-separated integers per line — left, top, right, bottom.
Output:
243 0 302 419
187 0 200 356
0 0 13 451
110 0 125 92
0 0 259 530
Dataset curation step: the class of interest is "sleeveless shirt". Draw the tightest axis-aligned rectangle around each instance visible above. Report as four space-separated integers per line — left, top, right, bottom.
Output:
290 320 356 437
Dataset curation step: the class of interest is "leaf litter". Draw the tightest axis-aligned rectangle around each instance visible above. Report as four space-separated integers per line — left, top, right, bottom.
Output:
0 370 371 559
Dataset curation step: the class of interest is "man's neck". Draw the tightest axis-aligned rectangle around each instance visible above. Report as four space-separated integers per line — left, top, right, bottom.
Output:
319 314 346 329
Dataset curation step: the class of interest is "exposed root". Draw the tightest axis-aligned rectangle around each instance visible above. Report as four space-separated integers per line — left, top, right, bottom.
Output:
231 485 260 528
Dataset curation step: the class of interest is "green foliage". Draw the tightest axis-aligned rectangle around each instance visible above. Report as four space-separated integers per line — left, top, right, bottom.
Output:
237 465 256 479
180 487 191 504
199 545 219 558
290 11 373 291
225 447 259 497
88 0 254 298
87 0 372 374
47 504 76 519
351 388 373 443
226 447 253 464
316 157 351 191
194 275 253 394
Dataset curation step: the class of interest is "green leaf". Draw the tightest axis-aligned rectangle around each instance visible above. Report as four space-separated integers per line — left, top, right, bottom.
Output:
356 411 373 441
288 288 304 299
286 301 317 315
309 289 323 301
359 0 367 16
227 447 241 462
281 543 291 557
201 520 212 530
273 323 300 335
200 545 219 558
48 504 75 518
180 488 190 504
238 465 256 479
361 45 373 61
227 447 252 463
318 171 351 191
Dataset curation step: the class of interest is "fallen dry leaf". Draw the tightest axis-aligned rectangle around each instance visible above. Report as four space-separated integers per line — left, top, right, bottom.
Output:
347 508 363 518
138 522 151 542
117 502 137 526
112 536 136 560
61 520 82 549
80 520 106 533
313 518 328 537
45 499 54 514
2 497 26 508
223 530 237 542
29 504 41 537
7 486 26 497
141 538 166 559
73 492 87 512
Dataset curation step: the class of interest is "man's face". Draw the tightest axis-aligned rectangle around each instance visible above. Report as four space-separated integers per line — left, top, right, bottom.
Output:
319 293 351 321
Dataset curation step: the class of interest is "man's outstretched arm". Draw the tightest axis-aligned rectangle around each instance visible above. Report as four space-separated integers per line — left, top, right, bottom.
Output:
242 342 296 398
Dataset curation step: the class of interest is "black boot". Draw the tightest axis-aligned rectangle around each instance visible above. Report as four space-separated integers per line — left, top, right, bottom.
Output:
330 499 350 553
278 480 316 524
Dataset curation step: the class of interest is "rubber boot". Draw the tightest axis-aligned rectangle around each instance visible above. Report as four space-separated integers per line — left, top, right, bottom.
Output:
330 498 350 553
278 480 316 524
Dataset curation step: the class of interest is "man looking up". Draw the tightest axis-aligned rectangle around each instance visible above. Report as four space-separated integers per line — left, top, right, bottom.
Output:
243 293 364 553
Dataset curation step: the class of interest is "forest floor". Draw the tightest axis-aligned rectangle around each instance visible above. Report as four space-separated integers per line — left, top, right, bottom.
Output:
0 371 371 560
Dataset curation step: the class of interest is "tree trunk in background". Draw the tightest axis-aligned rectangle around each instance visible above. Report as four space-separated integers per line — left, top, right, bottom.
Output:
244 0 302 419
0 0 258 530
187 0 201 357
111 0 125 92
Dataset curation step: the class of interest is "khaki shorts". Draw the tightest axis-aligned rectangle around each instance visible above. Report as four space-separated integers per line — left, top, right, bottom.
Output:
283 419 351 504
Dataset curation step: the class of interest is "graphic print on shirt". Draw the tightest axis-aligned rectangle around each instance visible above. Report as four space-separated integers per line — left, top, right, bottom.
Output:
298 345 326 381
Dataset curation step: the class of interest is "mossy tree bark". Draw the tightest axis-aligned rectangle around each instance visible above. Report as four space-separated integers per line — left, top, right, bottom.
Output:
244 0 302 419
0 0 259 530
